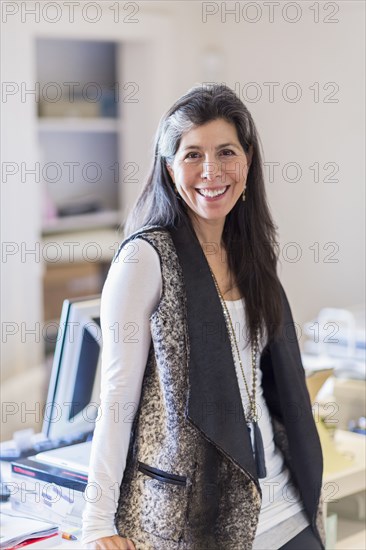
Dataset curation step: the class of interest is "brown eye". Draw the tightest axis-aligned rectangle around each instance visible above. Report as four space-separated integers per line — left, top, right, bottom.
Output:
185 152 200 160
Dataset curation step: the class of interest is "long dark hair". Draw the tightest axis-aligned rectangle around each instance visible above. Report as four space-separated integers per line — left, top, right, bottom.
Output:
123 83 283 345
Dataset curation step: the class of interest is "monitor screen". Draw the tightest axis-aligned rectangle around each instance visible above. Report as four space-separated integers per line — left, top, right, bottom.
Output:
43 295 102 440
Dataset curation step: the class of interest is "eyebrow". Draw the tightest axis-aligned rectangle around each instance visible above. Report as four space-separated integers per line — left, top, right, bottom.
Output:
181 142 240 152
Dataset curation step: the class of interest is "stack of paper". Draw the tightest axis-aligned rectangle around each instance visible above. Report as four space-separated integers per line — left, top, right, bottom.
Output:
0 510 58 548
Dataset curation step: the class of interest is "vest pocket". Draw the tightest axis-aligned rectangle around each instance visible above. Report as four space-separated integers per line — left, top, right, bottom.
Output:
138 461 187 486
136 461 189 542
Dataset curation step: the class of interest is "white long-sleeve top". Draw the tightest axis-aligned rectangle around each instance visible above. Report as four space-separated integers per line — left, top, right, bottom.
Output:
81 238 310 547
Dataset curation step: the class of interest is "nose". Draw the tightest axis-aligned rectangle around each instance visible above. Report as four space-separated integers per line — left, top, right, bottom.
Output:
201 158 222 181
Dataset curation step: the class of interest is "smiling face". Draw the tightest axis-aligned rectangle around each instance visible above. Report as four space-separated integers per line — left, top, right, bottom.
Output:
166 118 251 225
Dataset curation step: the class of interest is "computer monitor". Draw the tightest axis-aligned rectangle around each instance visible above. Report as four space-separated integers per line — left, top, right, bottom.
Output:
43 295 102 440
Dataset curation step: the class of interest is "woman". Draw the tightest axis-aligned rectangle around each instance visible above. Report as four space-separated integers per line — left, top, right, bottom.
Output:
82 84 326 549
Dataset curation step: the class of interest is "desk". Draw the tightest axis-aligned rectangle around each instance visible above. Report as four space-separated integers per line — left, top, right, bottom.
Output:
322 430 366 549
323 429 366 505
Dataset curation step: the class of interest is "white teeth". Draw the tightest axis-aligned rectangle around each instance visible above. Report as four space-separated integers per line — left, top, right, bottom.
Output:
197 186 227 198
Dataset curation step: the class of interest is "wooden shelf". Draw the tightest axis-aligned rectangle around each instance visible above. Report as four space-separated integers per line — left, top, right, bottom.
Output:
42 227 121 264
42 210 121 235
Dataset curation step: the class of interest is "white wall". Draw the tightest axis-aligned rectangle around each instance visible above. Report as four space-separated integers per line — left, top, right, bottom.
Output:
1 0 364 381
152 0 365 337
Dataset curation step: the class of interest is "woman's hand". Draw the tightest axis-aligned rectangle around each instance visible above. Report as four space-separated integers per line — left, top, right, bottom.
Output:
86 535 136 549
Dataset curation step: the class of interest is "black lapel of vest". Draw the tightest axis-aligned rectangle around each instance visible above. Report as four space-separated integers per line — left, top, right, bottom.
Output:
168 218 258 482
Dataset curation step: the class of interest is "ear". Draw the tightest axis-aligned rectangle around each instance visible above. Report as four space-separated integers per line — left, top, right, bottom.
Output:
166 162 175 183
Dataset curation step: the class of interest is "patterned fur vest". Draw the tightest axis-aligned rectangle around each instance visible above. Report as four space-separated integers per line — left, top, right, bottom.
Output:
114 221 326 550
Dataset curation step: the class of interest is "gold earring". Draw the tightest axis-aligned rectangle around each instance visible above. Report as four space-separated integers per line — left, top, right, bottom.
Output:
242 186 246 202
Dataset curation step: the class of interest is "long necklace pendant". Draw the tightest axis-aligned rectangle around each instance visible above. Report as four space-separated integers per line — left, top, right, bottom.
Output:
208 267 266 477
252 420 267 479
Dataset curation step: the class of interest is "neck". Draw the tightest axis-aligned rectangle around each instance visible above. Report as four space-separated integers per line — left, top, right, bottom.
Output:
188 212 226 258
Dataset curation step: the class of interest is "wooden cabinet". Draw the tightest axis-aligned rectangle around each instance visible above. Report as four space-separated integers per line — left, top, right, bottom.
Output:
34 38 122 349
43 261 105 322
